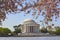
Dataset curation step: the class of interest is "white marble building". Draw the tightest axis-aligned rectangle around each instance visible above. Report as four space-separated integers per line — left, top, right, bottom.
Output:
19 19 40 33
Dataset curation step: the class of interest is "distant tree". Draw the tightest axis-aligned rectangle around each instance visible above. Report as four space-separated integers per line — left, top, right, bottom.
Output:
13 25 21 34
18 24 21 27
0 0 60 24
0 27 11 36
3 28 11 33
14 29 21 33
55 27 60 35
40 27 48 33
13 25 18 30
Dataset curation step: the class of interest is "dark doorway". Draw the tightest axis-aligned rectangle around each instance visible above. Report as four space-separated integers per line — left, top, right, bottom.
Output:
30 26 33 33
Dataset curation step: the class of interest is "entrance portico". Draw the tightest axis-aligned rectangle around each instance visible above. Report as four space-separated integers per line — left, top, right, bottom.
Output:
19 19 40 33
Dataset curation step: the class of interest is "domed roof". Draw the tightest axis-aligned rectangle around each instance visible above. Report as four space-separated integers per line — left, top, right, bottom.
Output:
24 19 34 22
23 19 37 24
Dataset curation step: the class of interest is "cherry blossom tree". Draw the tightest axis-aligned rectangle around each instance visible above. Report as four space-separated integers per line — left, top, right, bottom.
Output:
0 0 60 25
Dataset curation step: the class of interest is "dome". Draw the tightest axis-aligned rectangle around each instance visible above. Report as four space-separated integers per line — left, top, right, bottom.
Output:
23 19 37 24
24 19 34 22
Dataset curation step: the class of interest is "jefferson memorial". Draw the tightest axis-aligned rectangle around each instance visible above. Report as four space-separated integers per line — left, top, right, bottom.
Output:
19 19 40 33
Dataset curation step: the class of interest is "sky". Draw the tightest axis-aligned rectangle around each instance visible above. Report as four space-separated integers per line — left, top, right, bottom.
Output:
1 0 60 31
